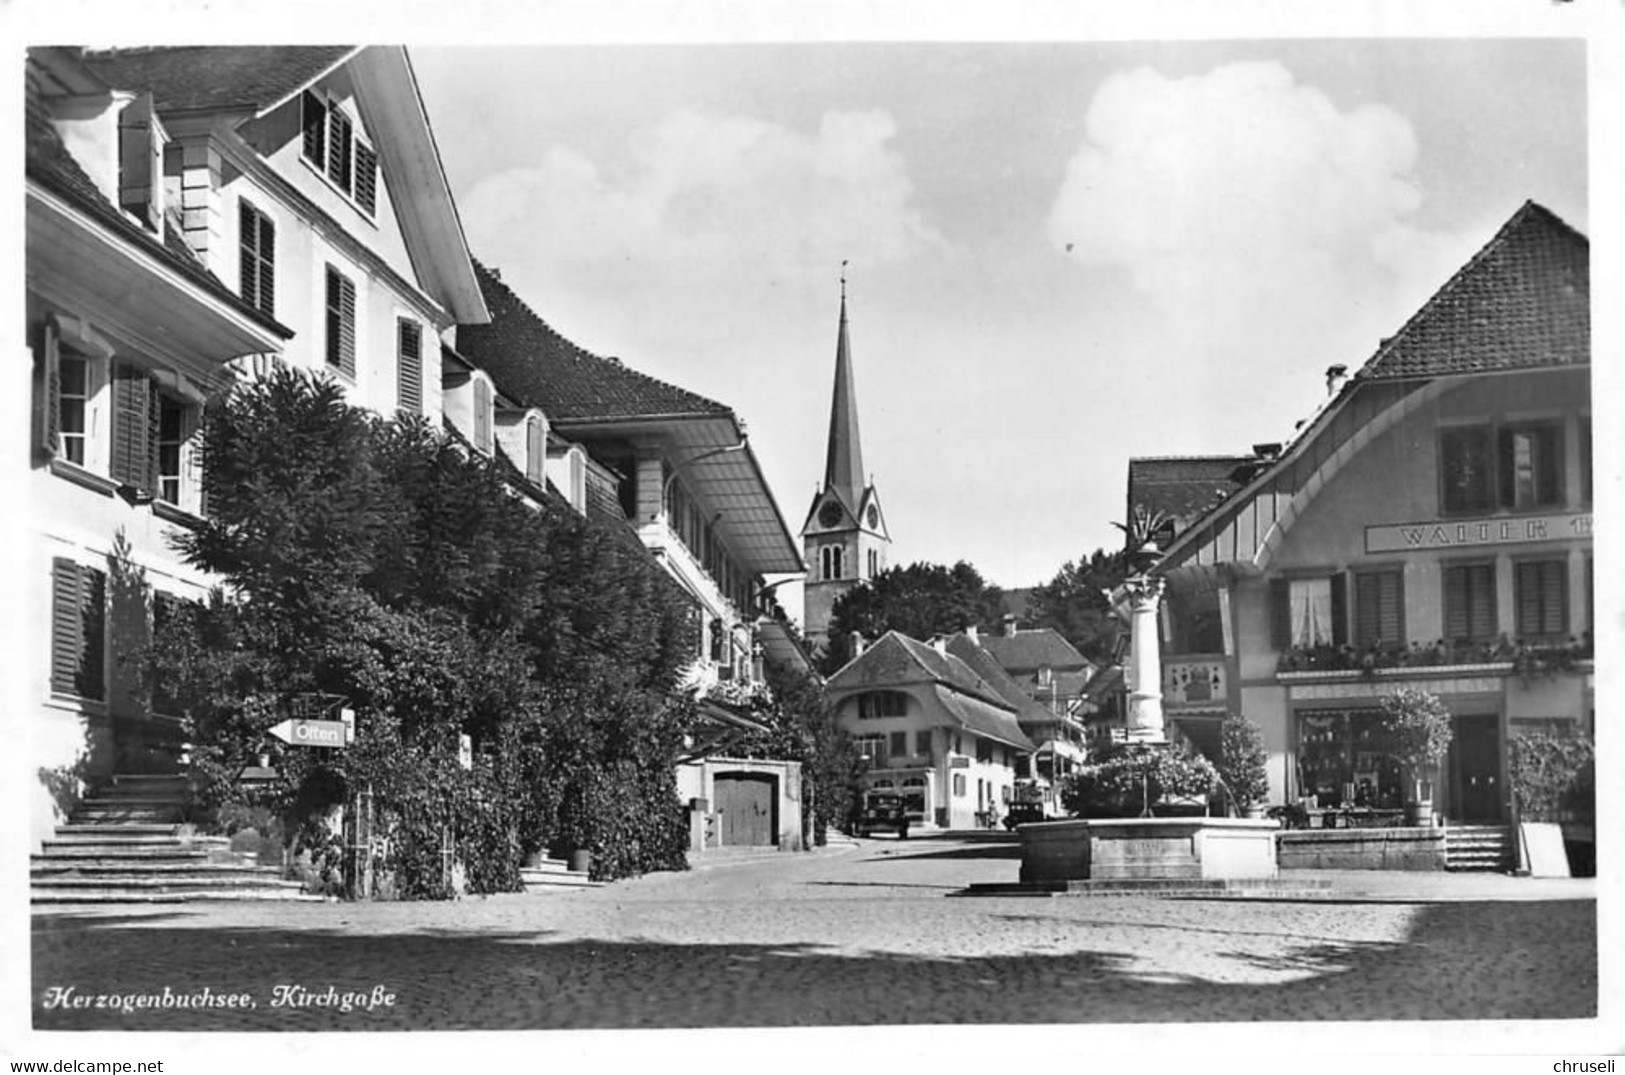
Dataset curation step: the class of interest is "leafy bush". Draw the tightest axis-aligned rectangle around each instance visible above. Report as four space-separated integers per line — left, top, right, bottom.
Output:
1061 741 1220 818
1218 714 1270 810
1510 732 1594 823
1378 687 1454 772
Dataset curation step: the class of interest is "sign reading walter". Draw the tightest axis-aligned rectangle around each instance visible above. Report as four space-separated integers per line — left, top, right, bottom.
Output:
269 718 348 749
1365 512 1592 554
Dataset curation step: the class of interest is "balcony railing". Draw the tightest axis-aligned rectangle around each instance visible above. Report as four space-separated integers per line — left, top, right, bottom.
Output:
1276 635 1593 680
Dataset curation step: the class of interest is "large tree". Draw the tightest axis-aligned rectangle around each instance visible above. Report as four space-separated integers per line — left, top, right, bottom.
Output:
1024 547 1129 665
148 367 700 893
821 560 1003 672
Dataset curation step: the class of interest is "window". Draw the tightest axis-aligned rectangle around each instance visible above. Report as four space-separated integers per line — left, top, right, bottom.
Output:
238 201 275 316
952 773 966 797
324 266 356 378
1499 423 1563 510
867 549 878 578
57 351 90 466
1441 421 1567 514
1440 426 1494 513
1270 574 1347 649
975 738 993 763
1353 569 1406 647
854 734 886 767
473 377 492 453
821 544 844 581
915 729 932 757
525 416 545 486
396 318 422 414
1296 708 1398 809
302 92 379 218
889 731 907 758
1514 559 1567 642
156 394 185 506
858 691 908 719
51 558 106 701
1443 562 1497 643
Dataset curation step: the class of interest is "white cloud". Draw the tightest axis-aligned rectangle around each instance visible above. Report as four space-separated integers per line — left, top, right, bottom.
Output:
459 107 946 290
1047 61 1481 377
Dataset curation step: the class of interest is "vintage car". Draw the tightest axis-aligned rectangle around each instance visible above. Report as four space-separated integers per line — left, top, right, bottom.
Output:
850 790 910 839
1002 801 1047 830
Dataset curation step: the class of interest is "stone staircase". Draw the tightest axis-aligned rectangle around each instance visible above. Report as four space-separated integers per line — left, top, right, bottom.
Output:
1443 823 1516 872
520 856 600 893
31 774 314 904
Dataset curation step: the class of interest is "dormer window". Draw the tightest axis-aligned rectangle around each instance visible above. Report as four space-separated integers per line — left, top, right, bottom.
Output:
118 92 165 233
301 91 379 218
473 377 492 454
525 415 544 486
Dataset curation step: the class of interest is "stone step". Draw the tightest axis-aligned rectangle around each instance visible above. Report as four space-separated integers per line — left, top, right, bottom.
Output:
32 873 305 895
31 863 281 882
519 867 600 891
42 839 232 857
71 808 186 824
32 851 223 868
53 822 196 836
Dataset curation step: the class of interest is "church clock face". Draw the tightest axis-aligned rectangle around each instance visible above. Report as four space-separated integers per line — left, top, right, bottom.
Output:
865 504 879 529
818 501 843 528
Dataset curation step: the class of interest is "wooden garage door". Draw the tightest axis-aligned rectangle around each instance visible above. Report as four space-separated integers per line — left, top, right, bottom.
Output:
715 772 776 847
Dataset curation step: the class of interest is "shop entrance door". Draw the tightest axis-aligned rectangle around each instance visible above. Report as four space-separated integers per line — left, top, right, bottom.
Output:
1449 714 1502 822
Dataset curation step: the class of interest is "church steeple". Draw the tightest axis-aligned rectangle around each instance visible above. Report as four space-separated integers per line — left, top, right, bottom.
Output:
822 274 866 510
801 268 891 654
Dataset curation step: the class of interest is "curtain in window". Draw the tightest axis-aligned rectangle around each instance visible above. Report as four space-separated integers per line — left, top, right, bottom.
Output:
1290 578 1333 647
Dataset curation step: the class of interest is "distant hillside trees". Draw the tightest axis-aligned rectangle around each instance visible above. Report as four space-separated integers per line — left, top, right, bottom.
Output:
821 560 1004 673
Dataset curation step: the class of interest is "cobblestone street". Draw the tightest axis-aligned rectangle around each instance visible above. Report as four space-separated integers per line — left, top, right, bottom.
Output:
31 834 1598 1031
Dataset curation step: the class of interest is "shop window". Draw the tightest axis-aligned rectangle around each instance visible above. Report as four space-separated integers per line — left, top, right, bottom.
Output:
857 690 907 719
1296 709 1399 809
1443 562 1497 644
1514 559 1568 642
1353 569 1406 647
1270 574 1347 649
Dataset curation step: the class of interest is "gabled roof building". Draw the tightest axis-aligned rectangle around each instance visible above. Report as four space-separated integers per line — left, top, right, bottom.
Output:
1145 201 1592 828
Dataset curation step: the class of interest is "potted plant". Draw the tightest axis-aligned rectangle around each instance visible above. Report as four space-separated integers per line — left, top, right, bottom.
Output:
1218 714 1271 817
1378 687 1454 826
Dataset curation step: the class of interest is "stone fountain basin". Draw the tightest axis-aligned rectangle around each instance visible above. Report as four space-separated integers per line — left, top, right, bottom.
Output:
1017 817 1280 884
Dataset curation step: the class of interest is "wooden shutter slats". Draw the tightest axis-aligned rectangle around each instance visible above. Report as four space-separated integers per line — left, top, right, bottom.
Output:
51 558 105 700
397 319 422 413
302 92 327 169
355 141 378 216
40 315 61 461
111 360 155 492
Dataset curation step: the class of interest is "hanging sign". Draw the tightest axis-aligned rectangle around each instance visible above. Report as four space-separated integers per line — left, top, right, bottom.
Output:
268 719 348 749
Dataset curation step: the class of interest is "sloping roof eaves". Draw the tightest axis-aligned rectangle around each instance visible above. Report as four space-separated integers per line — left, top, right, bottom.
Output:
977 628 1090 674
933 687 1036 752
25 82 292 341
825 631 1011 711
458 261 732 423
81 47 358 118
944 635 1054 725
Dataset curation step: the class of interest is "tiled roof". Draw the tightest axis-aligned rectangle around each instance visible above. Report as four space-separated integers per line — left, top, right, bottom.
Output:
81 47 355 115
25 74 290 339
457 262 732 424
1359 201 1588 380
932 687 1037 753
976 627 1090 674
826 632 1004 708
1128 456 1257 527
944 635 1055 725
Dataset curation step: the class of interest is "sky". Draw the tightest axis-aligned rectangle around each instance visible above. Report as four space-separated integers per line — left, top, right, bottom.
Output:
411 31 1589 623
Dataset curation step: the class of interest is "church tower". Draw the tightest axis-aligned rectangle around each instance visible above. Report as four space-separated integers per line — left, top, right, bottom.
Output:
801 276 890 653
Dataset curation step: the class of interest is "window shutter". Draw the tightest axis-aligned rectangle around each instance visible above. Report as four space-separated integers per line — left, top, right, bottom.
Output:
1444 566 1468 641
326 268 356 378
396 319 422 413
51 558 105 700
1537 426 1562 506
1269 578 1291 649
110 361 155 492
473 378 491 451
302 92 327 168
239 203 276 315
1496 427 1515 509
39 315 61 461
328 110 353 192
1355 574 1378 646
354 141 378 216
1468 564 1496 641
258 212 276 315
118 93 159 230
526 418 544 484
1329 572 1348 646
1384 571 1405 644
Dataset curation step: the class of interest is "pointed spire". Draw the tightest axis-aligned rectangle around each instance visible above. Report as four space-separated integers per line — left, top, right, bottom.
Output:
823 263 867 509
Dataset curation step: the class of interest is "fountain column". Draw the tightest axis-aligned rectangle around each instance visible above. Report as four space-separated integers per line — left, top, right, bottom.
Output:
1122 574 1167 744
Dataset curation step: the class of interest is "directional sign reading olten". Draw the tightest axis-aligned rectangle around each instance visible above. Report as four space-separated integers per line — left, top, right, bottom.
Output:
268 718 348 749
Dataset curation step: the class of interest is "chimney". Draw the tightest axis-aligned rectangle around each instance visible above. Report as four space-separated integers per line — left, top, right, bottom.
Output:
848 631 866 659
1252 442 1281 459
932 636 948 655
1325 364 1348 396
965 624 978 643
1002 613 1018 637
